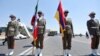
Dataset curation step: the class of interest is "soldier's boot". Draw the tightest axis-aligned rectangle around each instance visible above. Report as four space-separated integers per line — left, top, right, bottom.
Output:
35 48 39 56
6 49 10 56
38 49 42 56
66 49 72 56
90 49 97 56
67 54 72 56
6 49 14 56
9 49 14 55
94 49 100 55
63 50 67 56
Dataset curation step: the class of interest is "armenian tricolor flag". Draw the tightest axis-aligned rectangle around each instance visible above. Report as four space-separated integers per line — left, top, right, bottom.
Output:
54 1 65 33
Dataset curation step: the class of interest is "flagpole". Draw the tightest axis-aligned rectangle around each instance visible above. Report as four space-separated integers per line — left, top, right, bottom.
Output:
34 0 39 15
37 0 39 4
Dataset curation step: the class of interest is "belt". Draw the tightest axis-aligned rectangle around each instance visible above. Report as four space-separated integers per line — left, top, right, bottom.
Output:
91 27 99 29
38 26 44 28
65 25 71 28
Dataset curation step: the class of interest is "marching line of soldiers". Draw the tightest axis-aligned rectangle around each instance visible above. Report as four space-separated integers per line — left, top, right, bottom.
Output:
31 10 100 56
1 10 100 56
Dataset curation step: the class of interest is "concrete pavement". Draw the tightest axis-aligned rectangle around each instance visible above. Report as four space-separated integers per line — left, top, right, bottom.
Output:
23 36 100 56
0 35 100 56
0 33 5 40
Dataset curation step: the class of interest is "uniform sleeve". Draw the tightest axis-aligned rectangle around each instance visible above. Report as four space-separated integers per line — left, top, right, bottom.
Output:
70 19 74 34
87 21 91 35
43 19 46 34
5 22 10 36
14 21 18 36
97 19 100 29
68 18 74 34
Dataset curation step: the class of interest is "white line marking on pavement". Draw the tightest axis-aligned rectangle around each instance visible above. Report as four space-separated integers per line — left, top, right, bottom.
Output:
17 47 33 56
25 37 50 55
16 37 49 56
25 49 33 55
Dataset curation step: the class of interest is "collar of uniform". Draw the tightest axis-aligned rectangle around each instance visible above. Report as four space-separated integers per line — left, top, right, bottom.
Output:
90 18 95 20
38 16 43 21
65 17 71 21
11 20 16 22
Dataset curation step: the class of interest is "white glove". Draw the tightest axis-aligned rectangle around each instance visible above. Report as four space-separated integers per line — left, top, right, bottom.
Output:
38 26 44 28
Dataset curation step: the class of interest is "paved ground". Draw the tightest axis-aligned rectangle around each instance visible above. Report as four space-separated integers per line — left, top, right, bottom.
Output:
0 32 5 40
0 35 100 56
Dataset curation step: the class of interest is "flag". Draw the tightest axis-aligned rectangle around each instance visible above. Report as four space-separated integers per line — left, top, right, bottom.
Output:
33 26 38 41
31 0 38 26
54 1 65 33
31 0 39 41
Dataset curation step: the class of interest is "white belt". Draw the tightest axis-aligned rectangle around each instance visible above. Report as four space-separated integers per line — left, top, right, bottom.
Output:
91 27 99 29
65 25 71 28
38 26 44 28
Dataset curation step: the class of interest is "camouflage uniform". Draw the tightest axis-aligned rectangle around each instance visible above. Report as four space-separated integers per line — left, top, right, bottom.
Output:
36 17 46 49
87 12 100 55
6 20 18 49
63 18 73 50
87 19 100 49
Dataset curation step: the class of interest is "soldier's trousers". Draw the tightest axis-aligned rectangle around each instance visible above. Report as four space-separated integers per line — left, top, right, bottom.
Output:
7 36 15 49
62 34 72 50
36 34 44 49
91 35 99 49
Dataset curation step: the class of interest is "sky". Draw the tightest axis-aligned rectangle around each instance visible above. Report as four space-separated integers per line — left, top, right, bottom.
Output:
0 0 100 34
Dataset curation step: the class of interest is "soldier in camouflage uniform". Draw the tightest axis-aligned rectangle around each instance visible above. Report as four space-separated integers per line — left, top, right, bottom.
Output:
35 11 46 56
6 15 18 55
63 10 74 56
87 12 100 56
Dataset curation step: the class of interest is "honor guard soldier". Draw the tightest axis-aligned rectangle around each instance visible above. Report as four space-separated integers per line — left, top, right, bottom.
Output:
2 19 21 45
87 12 100 56
5 15 18 55
63 10 74 56
35 11 46 56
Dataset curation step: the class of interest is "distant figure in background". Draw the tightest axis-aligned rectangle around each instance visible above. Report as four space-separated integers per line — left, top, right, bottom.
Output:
2 37 7 45
87 12 100 56
5 14 18 55
62 10 74 56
